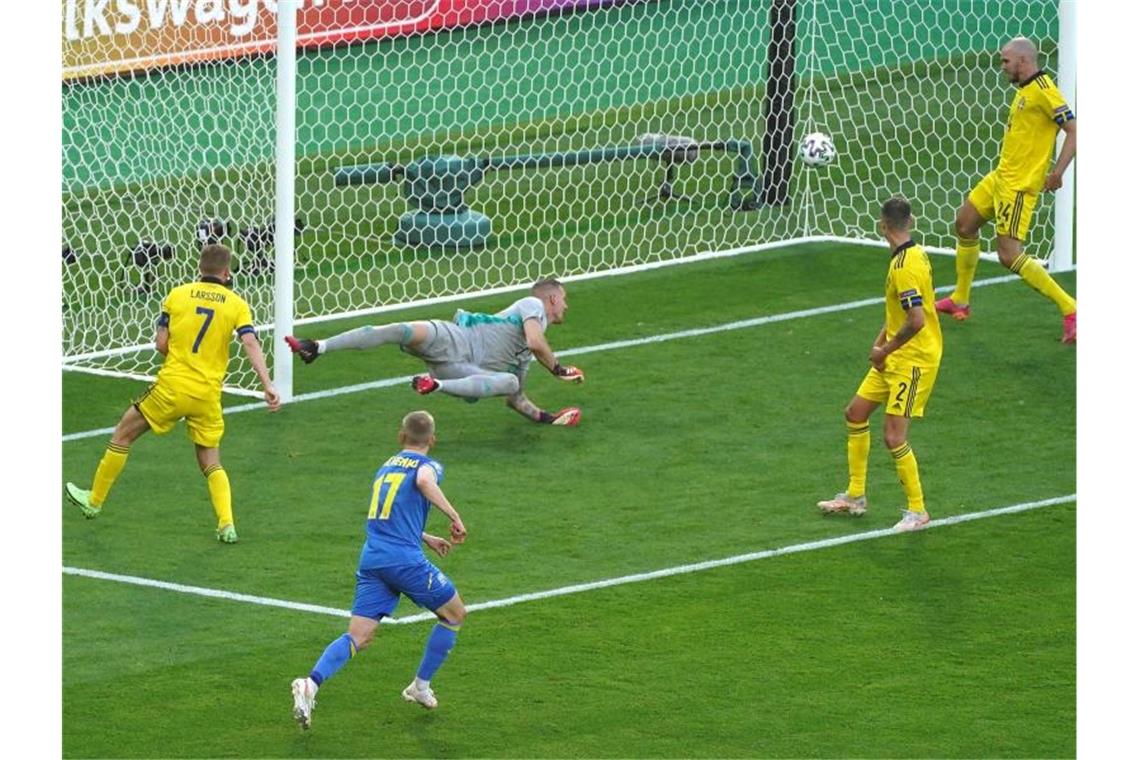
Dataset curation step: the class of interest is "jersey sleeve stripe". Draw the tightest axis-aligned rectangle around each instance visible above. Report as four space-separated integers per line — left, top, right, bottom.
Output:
236 325 256 337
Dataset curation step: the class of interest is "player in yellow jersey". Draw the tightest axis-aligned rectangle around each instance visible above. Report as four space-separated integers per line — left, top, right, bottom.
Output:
818 198 942 532
65 245 280 543
936 37 1077 343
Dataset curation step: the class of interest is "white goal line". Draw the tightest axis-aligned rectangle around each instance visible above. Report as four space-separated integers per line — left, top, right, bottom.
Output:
62 494 1076 625
61 271 1028 442
61 235 1012 366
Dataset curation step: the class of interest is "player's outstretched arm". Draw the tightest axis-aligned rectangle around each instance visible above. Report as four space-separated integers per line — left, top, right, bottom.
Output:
506 390 581 426
523 319 583 382
416 466 466 543
239 332 281 411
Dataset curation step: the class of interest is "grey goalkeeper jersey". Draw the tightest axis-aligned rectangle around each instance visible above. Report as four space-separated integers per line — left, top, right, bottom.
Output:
451 296 547 372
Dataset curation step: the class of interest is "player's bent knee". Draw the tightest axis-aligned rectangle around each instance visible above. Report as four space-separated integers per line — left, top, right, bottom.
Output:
883 431 907 450
348 627 376 650
954 215 979 240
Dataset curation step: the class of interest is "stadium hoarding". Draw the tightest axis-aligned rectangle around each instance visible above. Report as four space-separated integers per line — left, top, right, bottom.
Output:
62 0 632 80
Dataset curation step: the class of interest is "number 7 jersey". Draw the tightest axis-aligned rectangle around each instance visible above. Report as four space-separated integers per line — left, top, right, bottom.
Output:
156 278 256 398
359 451 445 569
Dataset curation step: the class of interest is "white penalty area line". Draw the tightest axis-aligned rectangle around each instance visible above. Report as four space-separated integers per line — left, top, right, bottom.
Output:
61 273 1022 443
63 493 1075 626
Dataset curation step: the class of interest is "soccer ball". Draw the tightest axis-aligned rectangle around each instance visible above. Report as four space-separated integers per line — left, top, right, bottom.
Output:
800 132 837 167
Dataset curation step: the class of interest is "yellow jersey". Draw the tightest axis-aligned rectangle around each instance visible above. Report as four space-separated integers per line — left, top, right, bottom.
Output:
884 241 942 368
155 277 256 398
998 71 1074 192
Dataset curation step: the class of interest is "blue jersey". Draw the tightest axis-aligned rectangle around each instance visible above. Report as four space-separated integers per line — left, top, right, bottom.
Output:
357 450 444 569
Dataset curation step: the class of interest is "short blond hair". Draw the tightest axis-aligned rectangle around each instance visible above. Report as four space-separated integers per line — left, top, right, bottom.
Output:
199 244 231 276
400 410 436 446
531 278 564 298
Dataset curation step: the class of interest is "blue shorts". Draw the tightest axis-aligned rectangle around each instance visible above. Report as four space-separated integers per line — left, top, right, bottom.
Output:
351 557 458 620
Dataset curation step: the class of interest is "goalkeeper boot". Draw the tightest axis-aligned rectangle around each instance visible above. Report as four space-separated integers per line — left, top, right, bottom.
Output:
285 336 321 364
401 680 438 710
1062 312 1076 344
893 509 931 532
65 483 101 519
217 524 238 544
291 677 317 729
817 492 867 516
934 298 971 321
412 375 440 395
551 407 581 426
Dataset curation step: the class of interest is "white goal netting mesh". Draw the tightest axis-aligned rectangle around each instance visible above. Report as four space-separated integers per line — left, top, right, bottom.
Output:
61 0 1061 394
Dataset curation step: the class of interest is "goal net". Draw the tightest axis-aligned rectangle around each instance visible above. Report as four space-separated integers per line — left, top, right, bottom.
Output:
61 0 1065 397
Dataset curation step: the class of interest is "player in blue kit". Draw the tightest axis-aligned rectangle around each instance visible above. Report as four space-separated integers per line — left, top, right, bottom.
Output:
290 410 468 728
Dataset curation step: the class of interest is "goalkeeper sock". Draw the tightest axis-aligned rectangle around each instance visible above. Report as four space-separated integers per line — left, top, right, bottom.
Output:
436 373 519 399
309 633 357 687
845 420 871 498
1010 253 1076 316
204 465 233 529
416 622 459 682
950 237 981 305
90 443 130 507
323 323 412 352
889 441 925 512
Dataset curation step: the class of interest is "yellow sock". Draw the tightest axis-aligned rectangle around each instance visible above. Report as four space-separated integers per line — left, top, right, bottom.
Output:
204 465 234 530
845 420 871 498
950 237 981 305
90 443 130 507
889 441 924 512
1010 253 1076 316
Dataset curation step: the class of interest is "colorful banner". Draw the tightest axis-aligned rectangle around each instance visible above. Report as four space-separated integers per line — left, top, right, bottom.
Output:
62 0 631 80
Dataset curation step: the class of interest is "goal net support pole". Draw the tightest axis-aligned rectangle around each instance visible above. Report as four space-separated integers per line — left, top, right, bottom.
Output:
1051 0 1076 273
274 0 297 403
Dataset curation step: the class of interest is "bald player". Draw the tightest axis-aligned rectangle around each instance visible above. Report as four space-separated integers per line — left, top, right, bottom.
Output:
936 36 1077 343
287 278 584 426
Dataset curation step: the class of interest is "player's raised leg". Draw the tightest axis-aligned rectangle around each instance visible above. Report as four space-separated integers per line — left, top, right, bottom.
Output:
818 394 877 516
999 235 1077 343
413 363 520 399
66 405 151 518
286 321 432 364
936 197 985 320
403 593 466 711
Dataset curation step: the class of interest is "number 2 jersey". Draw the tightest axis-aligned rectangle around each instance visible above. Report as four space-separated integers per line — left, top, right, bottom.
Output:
156 277 256 398
358 450 445 569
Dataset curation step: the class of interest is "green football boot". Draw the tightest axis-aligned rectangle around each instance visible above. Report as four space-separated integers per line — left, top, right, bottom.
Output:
65 482 101 519
217 524 239 544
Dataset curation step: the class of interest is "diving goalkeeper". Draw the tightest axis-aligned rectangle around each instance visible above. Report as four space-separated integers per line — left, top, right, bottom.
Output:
287 278 583 426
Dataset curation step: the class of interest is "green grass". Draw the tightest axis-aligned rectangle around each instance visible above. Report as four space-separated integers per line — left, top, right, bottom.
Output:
62 244 1076 757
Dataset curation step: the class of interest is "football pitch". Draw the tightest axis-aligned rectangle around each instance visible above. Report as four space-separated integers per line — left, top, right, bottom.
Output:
62 243 1076 757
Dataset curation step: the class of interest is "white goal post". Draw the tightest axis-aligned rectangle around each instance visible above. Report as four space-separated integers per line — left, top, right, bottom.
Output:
61 0 1074 403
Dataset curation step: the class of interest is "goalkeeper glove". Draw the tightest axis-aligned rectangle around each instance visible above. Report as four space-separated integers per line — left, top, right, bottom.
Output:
551 363 584 383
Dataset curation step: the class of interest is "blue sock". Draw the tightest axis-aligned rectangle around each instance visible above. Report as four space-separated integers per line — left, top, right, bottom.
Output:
309 633 357 687
415 623 459 682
